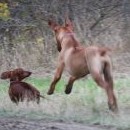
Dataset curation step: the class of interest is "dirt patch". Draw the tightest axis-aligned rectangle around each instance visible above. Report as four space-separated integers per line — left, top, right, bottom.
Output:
0 117 117 130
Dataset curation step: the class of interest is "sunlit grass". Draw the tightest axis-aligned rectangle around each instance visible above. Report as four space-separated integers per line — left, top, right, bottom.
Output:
0 77 130 129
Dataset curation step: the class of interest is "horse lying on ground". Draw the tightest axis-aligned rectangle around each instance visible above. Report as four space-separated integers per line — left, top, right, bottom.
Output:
47 16 118 112
1 68 44 104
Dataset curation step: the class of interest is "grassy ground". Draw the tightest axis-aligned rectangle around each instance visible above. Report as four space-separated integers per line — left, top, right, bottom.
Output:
0 76 130 129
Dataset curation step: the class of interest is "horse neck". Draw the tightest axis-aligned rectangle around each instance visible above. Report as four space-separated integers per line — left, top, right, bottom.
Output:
61 33 81 49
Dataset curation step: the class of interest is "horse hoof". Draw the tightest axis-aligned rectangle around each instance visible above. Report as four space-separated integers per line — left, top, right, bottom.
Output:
108 103 118 113
65 90 71 94
65 85 72 94
47 91 54 95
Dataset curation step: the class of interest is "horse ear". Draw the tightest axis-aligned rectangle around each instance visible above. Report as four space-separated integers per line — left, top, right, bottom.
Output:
48 20 58 30
65 15 73 30
22 70 32 78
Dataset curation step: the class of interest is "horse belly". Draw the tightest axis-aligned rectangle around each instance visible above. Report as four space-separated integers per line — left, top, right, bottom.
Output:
65 55 89 77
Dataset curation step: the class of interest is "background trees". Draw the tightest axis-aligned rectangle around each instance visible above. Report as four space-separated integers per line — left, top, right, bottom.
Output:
0 0 130 73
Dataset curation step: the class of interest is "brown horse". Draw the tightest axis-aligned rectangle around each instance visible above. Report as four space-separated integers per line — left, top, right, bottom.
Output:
47 17 118 112
1 68 44 104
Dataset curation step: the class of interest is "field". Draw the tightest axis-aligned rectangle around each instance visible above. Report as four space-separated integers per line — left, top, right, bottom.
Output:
0 76 130 130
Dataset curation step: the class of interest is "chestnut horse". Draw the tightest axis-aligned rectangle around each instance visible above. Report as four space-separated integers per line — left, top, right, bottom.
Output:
47 17 118 112
1 68 44 104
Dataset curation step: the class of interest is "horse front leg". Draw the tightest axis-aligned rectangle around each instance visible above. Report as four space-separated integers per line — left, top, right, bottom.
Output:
47 63 64 95
65 76 77 94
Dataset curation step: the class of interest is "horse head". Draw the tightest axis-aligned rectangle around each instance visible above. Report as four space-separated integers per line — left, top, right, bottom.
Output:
48 16 74 52
1 68 32 82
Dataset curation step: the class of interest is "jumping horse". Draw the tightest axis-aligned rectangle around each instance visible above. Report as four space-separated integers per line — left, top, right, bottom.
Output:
47 16 118 112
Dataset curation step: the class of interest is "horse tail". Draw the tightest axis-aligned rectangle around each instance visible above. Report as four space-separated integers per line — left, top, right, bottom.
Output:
103 61 113 88
39 95 45 99
98 47 111 56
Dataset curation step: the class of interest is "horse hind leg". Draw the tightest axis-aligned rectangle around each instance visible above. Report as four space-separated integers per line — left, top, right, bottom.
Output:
36 96 40 104
103 62 118 112
89 61 115 111
91 70 107 89
86 52 118 112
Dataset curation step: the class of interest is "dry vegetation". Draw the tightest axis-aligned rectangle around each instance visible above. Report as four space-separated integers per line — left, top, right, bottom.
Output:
0 0 130 72
0 0 130 130
0 76 130 130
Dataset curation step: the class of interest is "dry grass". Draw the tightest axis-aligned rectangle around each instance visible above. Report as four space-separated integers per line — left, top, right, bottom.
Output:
0 76 130 129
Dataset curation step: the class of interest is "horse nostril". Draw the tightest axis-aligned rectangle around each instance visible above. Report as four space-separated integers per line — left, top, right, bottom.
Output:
28 72 32 75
